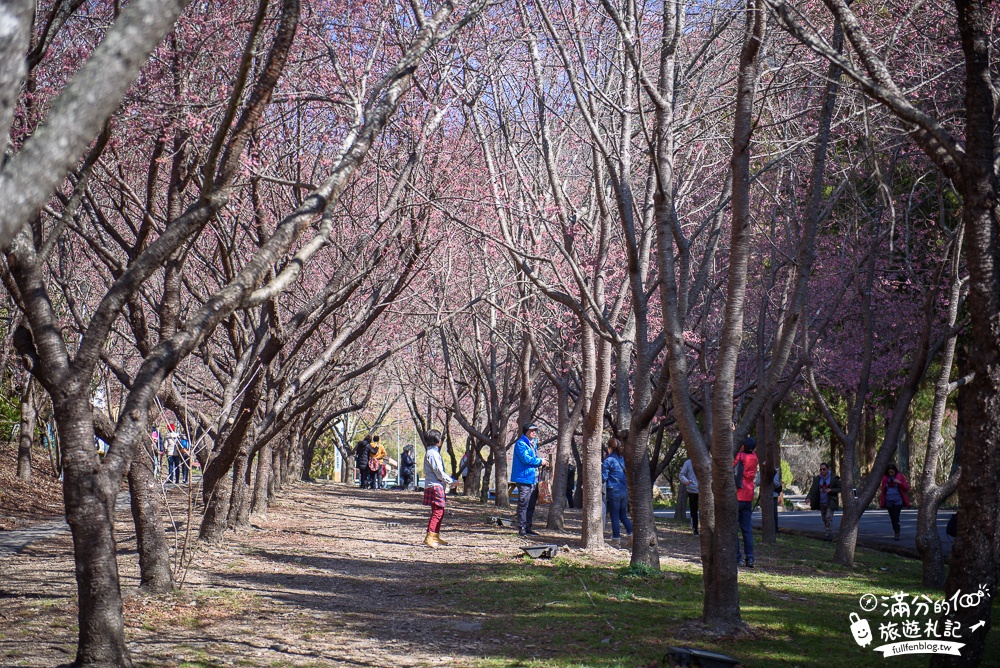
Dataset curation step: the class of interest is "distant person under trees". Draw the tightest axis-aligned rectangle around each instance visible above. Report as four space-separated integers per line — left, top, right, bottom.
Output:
355 438 375 489
879 464 911 541
400 445 416 490
735 436 758 568
370 435 388 489
679 458 699 535
808 463 841 542
163 425 182 485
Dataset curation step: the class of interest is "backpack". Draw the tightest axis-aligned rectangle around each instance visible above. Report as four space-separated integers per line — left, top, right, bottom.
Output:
734 457 745 490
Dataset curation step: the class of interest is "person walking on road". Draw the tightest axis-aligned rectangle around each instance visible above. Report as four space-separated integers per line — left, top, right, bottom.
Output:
734 436 758 568
602 436 633 548
422 430 455 547
808 462 841 541
879 464 911 541
679 458 699 535
511 423 548 537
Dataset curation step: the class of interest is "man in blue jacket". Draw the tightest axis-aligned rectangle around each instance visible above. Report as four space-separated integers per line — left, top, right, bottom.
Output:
511 422 548 536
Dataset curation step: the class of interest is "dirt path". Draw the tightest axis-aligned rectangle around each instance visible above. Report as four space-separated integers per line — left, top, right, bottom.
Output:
1 481 702 667
0 492 130 556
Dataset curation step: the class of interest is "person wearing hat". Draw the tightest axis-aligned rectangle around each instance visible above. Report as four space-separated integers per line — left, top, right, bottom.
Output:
510 422 548 537
734 435 758 568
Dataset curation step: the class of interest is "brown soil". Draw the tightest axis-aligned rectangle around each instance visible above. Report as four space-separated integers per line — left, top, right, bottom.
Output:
0 448 64 530
0 476 703 668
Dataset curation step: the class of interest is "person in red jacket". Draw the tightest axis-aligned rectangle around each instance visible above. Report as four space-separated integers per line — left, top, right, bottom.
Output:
879 464 911 541
734 436 759 568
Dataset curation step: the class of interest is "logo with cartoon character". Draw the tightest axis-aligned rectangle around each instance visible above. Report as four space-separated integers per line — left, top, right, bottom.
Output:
848 586 991 657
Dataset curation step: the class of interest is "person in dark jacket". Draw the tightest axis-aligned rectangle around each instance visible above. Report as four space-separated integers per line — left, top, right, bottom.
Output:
808 462 841 541
879 464 911 541
400 444 416 490
355 438 374 489
565 464 576 509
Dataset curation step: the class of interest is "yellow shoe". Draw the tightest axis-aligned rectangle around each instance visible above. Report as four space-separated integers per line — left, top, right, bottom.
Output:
423 531 440 548
435 532 449 546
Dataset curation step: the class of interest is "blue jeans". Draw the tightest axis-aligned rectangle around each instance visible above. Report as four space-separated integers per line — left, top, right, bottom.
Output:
607 488 633 538
737 500 754 564
168 455 181 483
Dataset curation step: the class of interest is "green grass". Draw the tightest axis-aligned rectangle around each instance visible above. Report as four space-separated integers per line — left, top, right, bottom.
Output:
437 526 1000 668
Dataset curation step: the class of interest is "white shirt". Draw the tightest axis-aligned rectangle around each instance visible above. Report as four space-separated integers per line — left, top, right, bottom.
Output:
679 459 698 494
423 447 453 488
163 431 180 456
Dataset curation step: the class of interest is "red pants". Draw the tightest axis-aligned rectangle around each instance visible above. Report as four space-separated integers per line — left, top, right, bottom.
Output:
427 506 443 533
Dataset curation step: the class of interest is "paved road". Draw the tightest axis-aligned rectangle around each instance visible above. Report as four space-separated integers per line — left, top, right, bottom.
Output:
0 491 130 556
655 508 955 556
765 509 954 555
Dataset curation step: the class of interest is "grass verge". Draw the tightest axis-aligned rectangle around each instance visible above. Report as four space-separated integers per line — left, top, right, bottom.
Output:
437 523 999 668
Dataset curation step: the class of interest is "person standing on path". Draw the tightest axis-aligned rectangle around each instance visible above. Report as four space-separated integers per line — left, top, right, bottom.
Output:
679 457 699 535
602 436 633 548
879 464 911 541
734 436 758 568
510 422 548 537
355 437 374 489
808 462 841 541
371 435 387 489
179 434 191 485
772 470 782 534
565 463 576 509
400 444 416 490
422 429 455 547
163 424 182 484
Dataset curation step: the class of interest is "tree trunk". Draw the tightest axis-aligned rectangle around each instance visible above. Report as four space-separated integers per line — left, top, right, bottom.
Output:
492 442 510 508
547 384 578 530
227 449 254 529
700 0 767 631
626 425 659 569
580 327 612 551
759 402 778 544
916 481 957 588
251 442 272 516
916 235 963 588
59 402 132 667
199 473 231 542
16 379 35 481
480 451 493 503
300 432 316 481
674 486 688 522
269 443 282 498
127 437 174 594
933 200 1000 666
